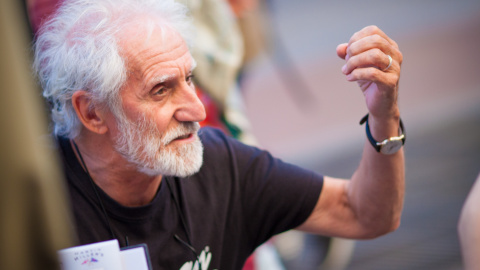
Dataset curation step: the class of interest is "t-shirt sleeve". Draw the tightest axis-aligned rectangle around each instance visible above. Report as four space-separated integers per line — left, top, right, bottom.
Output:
200 128 324 248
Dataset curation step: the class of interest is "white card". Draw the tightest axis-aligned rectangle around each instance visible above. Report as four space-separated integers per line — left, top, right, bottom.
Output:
58 239 124 270
121 244 152 270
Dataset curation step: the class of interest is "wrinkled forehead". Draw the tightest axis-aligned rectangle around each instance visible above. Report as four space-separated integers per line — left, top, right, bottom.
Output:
118 18 192 66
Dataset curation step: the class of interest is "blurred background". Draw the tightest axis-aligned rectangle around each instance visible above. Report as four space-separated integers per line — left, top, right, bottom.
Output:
240 0 480 269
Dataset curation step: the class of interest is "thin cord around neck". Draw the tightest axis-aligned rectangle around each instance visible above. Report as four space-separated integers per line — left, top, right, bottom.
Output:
71 140 117 242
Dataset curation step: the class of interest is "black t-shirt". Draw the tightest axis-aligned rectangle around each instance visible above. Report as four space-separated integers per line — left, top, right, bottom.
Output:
58 127 323 270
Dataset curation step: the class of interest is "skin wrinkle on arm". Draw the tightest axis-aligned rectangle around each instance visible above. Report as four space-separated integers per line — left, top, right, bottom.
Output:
298 151 404 239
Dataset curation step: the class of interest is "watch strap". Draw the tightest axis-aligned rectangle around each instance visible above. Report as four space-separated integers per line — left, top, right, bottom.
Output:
359 114 406 152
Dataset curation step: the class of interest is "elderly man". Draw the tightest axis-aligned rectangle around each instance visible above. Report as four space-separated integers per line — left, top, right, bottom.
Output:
33 0 405 269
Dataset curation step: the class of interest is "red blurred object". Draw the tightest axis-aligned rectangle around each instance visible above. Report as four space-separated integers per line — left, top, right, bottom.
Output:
195 86 229 134
26 0 62 34
242 255 255 270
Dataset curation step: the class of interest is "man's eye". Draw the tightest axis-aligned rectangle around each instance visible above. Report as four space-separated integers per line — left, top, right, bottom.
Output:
186 75 195 84
153 87 167 96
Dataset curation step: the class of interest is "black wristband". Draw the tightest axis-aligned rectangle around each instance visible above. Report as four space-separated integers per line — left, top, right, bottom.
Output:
359 114 406 153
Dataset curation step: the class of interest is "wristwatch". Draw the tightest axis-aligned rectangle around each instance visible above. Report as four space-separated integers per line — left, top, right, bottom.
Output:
359 114 406 155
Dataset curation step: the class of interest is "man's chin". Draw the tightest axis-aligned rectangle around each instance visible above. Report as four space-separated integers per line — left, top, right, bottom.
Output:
138 159 204 178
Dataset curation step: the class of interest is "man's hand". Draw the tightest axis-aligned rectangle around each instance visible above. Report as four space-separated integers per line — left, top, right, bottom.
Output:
336 25 403 121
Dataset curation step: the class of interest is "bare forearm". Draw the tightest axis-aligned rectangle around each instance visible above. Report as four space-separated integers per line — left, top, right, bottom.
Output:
348 114 405 237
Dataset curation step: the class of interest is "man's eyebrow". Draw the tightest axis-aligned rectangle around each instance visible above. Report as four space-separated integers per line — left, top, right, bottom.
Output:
151 74 175 86
149 59 197 88
190 58 197 73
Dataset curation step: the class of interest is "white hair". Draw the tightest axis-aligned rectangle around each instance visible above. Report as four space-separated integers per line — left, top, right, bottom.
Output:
33 0 193 138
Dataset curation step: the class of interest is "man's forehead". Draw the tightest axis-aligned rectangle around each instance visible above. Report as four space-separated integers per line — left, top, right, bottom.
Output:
119 23 193 78
119 18 187 58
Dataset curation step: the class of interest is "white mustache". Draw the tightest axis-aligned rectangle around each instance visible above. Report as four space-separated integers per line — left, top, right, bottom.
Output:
161 122 200 146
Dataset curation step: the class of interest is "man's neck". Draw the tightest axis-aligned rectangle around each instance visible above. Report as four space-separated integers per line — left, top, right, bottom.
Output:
71 134 162 207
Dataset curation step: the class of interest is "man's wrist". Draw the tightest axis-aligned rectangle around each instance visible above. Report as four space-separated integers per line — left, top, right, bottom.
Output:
367 112 401 139
360 113 405 154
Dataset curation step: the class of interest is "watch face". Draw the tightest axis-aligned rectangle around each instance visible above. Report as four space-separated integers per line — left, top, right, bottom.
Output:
380 140 403 155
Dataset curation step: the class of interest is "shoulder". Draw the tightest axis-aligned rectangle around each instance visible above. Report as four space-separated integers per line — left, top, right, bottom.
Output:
198 126 229 143
198 126 250 157
198 127 265 166
196 127 242 174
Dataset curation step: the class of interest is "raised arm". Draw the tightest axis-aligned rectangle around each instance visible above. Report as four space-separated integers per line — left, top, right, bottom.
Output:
297 25 405 239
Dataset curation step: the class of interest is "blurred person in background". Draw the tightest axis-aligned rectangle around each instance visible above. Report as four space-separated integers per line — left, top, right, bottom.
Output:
458 172 480 270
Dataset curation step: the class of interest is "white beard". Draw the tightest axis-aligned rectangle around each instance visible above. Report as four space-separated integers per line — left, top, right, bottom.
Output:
113 115 203 177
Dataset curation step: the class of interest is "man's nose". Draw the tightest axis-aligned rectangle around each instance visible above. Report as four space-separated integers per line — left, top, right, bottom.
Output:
173 84 206 123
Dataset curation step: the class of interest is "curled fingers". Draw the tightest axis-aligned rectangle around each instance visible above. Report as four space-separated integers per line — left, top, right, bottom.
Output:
342 48 397 75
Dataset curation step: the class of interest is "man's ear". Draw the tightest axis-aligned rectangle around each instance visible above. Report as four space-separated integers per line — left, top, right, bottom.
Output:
71 90 109 134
